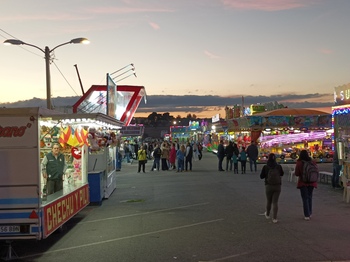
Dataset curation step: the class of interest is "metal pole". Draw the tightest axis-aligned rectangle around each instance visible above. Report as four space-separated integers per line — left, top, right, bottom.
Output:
74 64 85 95
45 46 52 109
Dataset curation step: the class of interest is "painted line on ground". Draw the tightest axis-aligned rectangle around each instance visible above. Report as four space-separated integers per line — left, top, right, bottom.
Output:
80 202 211 224
200 252 252 262
20 218 224 260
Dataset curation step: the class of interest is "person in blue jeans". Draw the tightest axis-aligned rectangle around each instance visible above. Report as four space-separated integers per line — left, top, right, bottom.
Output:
294 150 318 220
239 147 247 174
247 140 259 172
124 142 131 163
176 145 185 172
217 140 225 171
151 143 161 171
332 148 342 189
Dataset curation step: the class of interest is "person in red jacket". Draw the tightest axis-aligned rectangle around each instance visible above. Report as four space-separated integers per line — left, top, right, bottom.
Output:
294 150 318 221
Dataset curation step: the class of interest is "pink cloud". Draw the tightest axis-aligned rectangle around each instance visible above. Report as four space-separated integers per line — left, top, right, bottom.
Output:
0 14 91 22
85 6 173 15
204 50 220 59
319 48 333 55
221 0 312 11
149 21 160 30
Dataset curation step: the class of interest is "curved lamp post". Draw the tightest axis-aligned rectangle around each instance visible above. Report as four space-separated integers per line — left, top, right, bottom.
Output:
4 37 90 109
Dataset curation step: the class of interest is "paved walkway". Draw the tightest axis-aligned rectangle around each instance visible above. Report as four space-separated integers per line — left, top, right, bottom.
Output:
1 151 348 262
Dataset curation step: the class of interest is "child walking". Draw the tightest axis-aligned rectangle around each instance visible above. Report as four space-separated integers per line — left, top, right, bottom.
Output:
239 147 247 174
232 153 239 174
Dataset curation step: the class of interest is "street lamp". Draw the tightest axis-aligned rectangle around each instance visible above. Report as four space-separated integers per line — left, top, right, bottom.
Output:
4 37 90 109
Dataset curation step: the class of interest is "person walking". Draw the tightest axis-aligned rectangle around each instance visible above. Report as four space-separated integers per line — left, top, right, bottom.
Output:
294 149 318 221
147 143 153 160
217 140 225 171
134 142 139 161
123 141 131 163
260 153 284 224
161 142 169 171
239 147 247 174
232 142 239 173
193 142 199 161
151 143 161 171
198 142 203 160
225 141 234 171
176 144 186 172
169 142 176 170
137 145 147 173
232 153 239 174
185 142 193 172
332 148 342 189
247 140 259 172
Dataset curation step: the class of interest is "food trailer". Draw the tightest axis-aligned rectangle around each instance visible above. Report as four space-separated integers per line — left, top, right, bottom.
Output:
0 108 123 246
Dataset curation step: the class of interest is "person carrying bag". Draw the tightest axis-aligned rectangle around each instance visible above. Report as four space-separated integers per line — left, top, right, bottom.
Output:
260 153 284 224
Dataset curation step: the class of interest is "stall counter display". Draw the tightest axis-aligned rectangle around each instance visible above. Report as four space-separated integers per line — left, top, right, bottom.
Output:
88 146 117 199
88 170 105 205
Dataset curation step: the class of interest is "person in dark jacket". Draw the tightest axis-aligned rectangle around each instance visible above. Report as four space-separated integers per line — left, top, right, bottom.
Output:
225 141 234 171
232 143 240 174
41 143 67 195
332 148 342 189
247 140 259 172
217 140 225 171
185 142 193 171
239 147 248 174
294 150 318 221
151 143 161 171
260 153 284 224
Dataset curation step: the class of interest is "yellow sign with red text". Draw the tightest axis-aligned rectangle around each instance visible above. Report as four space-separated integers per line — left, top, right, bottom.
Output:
43 184 89 238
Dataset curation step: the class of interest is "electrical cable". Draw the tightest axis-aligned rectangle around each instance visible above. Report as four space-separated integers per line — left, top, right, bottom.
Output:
1 28 81 107
0 28 43 58
52 60 80 96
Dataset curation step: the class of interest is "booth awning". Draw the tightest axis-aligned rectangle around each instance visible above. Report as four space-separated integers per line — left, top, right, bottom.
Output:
72 85 146 126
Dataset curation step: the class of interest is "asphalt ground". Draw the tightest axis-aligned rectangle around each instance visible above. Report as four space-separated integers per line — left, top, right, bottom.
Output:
1 151 349 262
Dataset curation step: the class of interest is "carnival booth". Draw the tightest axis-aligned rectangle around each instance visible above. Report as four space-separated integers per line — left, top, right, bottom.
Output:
170 120 208 144
333 83 350 191
225 107 332 163
72 81 146 192
0 107 123 242
0 71 146 260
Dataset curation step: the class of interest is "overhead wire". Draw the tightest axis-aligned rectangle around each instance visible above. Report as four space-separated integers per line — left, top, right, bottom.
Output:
0 28 81 106
0 28 43 58
52 61 80 95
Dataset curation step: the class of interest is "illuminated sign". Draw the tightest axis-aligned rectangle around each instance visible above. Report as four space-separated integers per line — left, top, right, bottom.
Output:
106 73 117 118
334 83 350 106
120 126 144 136
212 114 220 123
250 104 265 115
43 184 89 238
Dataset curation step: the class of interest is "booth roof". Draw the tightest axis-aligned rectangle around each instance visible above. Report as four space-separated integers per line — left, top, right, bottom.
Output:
253 107 330 116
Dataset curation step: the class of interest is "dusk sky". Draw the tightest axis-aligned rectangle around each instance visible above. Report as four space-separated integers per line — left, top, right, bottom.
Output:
0 0 349 117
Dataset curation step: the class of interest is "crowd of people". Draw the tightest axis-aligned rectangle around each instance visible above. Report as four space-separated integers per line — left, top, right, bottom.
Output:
118 139 204 173
118 138 344 224
216 139 259 174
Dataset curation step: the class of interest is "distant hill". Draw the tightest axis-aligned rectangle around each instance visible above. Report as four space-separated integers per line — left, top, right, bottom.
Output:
0 96 79 111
